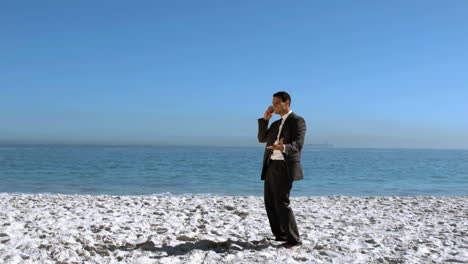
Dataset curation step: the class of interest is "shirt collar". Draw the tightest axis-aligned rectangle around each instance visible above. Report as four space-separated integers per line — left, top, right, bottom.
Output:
281 110 293 121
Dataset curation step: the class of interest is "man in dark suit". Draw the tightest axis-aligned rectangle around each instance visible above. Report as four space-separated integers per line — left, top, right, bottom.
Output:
257 91 306 248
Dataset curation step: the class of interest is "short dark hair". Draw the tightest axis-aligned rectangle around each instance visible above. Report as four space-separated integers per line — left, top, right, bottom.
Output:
273 91 291 106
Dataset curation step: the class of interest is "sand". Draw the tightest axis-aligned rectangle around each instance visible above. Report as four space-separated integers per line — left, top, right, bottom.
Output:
0 194 467 263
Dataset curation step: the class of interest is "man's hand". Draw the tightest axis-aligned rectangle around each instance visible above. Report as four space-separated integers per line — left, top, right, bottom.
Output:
263 106 274 120
267 138 285 152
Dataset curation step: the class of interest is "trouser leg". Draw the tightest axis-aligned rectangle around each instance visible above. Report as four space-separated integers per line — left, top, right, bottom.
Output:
269 161 300 244
264 162 286 239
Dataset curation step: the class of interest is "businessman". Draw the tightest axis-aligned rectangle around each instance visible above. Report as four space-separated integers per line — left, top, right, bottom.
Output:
257 91 306 248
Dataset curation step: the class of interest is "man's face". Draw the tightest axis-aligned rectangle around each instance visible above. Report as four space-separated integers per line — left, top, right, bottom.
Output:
272 96 288 114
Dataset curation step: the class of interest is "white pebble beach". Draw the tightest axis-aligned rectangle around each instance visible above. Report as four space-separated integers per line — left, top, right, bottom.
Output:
0 194 467 264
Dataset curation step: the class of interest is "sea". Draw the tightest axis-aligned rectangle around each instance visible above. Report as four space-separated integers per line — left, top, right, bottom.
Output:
0 145 467 197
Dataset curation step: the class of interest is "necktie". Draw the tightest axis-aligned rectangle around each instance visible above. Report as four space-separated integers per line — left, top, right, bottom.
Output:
276 118 284 142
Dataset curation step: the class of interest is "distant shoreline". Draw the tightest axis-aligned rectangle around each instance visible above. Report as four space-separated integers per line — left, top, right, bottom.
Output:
1 143 468 150
1 192 467 198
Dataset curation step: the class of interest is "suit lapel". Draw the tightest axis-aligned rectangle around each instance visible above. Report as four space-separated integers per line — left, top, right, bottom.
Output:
272 119 282 136
279 112 294 139
266 120 281 159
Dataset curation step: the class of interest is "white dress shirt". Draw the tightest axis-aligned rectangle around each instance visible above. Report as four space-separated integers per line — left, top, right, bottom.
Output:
270 110 292 160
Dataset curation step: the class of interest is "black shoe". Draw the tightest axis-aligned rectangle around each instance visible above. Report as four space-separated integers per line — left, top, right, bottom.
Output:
282 241 302 248
275 237 287 241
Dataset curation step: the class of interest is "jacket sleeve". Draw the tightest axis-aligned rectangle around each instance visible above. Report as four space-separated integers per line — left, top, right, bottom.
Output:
257 118 270 143
284 117 306 155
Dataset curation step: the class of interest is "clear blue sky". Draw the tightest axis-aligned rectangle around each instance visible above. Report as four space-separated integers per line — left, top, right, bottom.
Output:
1 1 467 148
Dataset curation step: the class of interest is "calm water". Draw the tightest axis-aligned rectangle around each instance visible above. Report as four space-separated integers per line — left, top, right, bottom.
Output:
0 145 467 196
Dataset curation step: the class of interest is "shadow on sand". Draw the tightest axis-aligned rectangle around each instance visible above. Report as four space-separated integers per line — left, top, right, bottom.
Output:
94 238 273 259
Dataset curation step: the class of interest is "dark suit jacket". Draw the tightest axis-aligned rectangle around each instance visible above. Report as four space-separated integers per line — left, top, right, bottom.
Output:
258 112 306 181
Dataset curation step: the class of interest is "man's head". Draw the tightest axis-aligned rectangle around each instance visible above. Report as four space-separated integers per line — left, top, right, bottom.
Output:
272 91 291 115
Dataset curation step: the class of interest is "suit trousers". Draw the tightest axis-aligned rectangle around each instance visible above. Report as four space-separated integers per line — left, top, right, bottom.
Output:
264 160 300 244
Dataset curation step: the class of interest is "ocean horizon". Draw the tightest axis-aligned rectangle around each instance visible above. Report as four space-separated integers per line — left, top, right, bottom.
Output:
1 144 467 197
